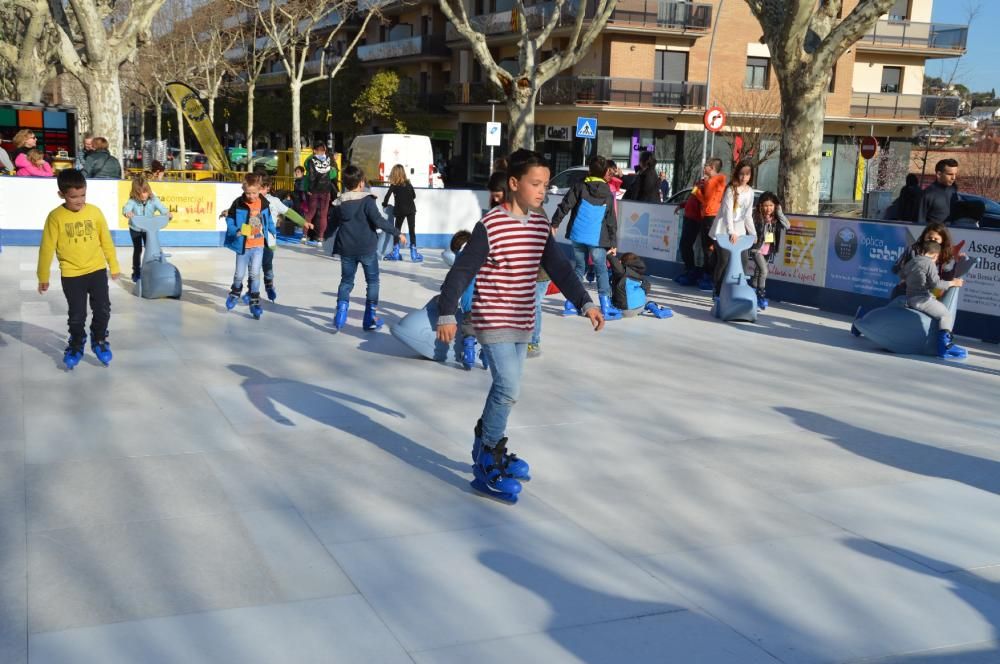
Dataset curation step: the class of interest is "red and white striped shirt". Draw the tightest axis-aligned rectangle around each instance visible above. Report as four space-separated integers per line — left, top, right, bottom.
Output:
468 207 550 332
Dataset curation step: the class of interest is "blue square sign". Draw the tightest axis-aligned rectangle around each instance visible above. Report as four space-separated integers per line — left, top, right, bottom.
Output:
575 117 598 139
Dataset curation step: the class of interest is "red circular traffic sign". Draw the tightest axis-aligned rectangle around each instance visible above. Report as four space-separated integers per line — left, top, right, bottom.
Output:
860 136 878 160
704 106 726 133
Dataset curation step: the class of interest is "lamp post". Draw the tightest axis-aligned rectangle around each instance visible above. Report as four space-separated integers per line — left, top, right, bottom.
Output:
326 44 337 150
701 0 725 168
487 98 502 174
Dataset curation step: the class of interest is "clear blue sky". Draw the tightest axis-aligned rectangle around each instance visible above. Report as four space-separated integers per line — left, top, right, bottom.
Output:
929 1 1000 94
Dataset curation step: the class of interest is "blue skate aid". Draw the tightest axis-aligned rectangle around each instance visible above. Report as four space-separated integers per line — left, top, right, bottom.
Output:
714 233 758 322
472 419 530 480
853 256 975 357
471 437 522 504
130 215 182 299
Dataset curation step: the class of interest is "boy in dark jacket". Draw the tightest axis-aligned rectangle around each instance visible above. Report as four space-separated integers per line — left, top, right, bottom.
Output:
331 165 406 332
551 155 621 320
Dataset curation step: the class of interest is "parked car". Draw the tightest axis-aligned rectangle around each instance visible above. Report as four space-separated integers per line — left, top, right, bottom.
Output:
348 134 435 188
165 148 206 170
548 165 635 196
956 192 1000 228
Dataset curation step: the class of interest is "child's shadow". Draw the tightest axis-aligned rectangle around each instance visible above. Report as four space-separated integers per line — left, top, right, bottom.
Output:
228 364 470 490
0 318 79 370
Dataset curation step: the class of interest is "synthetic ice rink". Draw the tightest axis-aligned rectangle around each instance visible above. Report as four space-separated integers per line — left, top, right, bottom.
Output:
2 243 1000 664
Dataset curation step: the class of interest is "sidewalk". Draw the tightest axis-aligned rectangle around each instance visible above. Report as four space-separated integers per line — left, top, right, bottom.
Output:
2 244 999 663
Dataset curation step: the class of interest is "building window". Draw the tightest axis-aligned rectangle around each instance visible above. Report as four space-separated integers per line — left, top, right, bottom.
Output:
745 56 769 89
888 0 909 22
881 66 902 93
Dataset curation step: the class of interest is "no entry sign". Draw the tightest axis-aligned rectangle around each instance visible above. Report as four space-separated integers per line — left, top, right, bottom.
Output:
860 136 878 160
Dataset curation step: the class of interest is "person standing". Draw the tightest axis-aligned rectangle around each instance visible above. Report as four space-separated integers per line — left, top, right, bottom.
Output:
658 170 671 202
693 158 728 291
625 151 660 203
301 142 338 247
917 159 958 225
0 145 13 174
710 161 756 298
81 137 122 179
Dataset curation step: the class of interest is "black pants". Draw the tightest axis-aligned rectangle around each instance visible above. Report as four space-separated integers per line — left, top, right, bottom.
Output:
61 269 110 346
262 246 274 284
129 229 146 274
679 215 701 273
393 212 416 246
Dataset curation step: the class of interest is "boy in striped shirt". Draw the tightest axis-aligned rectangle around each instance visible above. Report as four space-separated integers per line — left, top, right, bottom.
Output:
436 150 604 503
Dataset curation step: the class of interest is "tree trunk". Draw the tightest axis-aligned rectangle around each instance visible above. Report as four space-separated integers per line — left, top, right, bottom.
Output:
81 62 125 161
175 101 186 169
15 73 45 104
155 103 162 144
208 95 216 124
777 81 827 215
505 86 537 151
246 81 255 173
139 106 146 164
291 80 302 169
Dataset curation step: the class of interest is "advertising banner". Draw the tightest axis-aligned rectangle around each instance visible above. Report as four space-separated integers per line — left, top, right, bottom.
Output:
615 202 681 262
117 181 218 231
767 215 828 287
950 229 1000 316
825 219 910 296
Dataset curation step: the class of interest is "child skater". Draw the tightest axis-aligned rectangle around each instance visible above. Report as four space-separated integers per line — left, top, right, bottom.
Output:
223 172 276 320
710 160 756 300
245 175 309 302
551 155 620 320
608 252 673 318
381 164 422 262
899 239 967 359
37 169 120 369
122 174 171 283
331 165 406 332
748 192 789 310
436 149 604 504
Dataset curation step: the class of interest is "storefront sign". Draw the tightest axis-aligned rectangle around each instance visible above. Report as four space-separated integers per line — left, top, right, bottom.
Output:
767 215 828 287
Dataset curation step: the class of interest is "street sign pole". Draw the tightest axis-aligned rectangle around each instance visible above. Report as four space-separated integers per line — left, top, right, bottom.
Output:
489 101 496 173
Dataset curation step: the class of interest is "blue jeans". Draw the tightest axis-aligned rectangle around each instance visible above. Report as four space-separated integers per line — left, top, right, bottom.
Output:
338 252 380 303
233 247 264 294
572 243 610 297
479 342 528 446
531 281 549 345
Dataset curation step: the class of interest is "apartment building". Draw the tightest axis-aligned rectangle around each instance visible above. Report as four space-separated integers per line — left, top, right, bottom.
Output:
356 0 965 199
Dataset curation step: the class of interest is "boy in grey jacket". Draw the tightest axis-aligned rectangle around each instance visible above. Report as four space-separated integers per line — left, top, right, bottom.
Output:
900 239 967 359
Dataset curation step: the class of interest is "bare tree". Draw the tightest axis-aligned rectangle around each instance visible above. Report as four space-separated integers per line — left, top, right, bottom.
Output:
49 0 169 159
962 139 1000 201
713 83 781 180
440 0 617 150
743 0 896 214
0 0 59 102
229 5 277 171
185 3 240 124
238 0 377 165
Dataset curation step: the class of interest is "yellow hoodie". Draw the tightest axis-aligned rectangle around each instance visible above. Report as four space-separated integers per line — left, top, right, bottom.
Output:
37 203 120 283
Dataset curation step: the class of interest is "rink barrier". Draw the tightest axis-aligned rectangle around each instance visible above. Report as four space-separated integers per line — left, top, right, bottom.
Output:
2 178 998 341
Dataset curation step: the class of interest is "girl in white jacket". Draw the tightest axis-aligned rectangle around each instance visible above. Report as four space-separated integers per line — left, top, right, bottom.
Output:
710 161 756 297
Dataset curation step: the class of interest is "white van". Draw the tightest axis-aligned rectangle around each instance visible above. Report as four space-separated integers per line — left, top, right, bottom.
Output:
347 134 436 188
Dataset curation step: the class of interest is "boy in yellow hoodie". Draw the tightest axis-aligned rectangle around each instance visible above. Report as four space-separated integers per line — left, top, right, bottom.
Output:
37 169 121 369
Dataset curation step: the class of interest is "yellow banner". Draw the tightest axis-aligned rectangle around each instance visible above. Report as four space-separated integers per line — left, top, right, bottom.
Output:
165 81 231 173
117 181 217 231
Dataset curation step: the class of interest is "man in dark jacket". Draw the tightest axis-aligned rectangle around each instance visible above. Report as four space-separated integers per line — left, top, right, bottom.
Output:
81 137 122 179
551 155 622 320
330 165 405 332
625 151 660 203
918 158 959 225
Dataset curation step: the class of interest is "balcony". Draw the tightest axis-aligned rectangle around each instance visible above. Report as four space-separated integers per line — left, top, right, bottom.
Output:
357 35 449 63
445 0 711 42
850 92 961 120
452 76 706 109
857 20 967 56
398 92 450 114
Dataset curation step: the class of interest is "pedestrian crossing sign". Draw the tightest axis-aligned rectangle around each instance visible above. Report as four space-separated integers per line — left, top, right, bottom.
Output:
576 117 597 139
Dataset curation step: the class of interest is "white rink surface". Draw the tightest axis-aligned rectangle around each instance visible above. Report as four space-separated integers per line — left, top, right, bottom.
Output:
3 244 1000 664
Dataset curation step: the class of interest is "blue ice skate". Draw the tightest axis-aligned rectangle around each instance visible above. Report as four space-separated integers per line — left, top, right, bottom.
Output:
249 296 263 320
600 294 623 321
63 338 85 370
225 292 239 310
363 301 383 331
383 245 401 261
643 302 673 319
241 293 251 306
562 300 578 316
409 246 424 262
462 336 477 370
91 337 112 366
472 420 530 480
333 300 349 330
265 283 277 302
471 437 523 504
